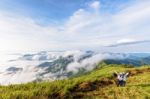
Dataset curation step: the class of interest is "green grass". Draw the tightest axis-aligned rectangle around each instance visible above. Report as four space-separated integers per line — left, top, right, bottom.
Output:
0 64 149 99
85 72 150 99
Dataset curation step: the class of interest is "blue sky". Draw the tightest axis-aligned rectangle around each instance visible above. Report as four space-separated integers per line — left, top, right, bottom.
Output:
0 0 150 52
0 0 132 24
0 0 92 24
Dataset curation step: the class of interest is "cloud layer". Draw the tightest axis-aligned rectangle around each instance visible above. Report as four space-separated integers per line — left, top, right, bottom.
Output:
0 0 150 52
106 39 150 47
0 50 130 85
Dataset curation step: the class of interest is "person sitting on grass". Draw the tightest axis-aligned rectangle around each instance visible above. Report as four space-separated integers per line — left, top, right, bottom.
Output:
113 72 129 87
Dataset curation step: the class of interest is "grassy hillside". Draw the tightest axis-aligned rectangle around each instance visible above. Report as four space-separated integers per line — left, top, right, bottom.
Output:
0 64 150 99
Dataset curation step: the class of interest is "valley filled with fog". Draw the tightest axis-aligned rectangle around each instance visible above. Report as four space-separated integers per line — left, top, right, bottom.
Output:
0 50 150 85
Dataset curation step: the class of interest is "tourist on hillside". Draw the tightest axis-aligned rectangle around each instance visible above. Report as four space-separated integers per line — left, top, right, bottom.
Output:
113 72 129 87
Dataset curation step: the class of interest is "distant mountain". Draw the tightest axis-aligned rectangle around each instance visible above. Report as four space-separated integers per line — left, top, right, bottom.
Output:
0 50 150 85
103 53 150 66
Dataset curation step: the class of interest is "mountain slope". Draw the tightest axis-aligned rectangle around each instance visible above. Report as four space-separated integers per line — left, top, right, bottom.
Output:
0 64 150 99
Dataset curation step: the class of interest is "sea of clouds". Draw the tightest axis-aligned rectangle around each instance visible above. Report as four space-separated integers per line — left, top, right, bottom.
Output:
0 50 129 85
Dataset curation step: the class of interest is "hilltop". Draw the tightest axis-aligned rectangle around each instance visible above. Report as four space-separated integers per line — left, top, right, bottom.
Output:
0 64 150 99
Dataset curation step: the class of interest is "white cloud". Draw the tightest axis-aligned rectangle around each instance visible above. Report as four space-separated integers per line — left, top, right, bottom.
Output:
0 50 130 85
117 39 135 44
89 1 100 11
0 0 150 52
0 13 60 52
106 39 150 47
63 0 150 51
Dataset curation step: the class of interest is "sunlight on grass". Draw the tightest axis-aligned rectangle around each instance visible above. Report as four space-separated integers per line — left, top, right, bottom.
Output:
0 64 149 99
